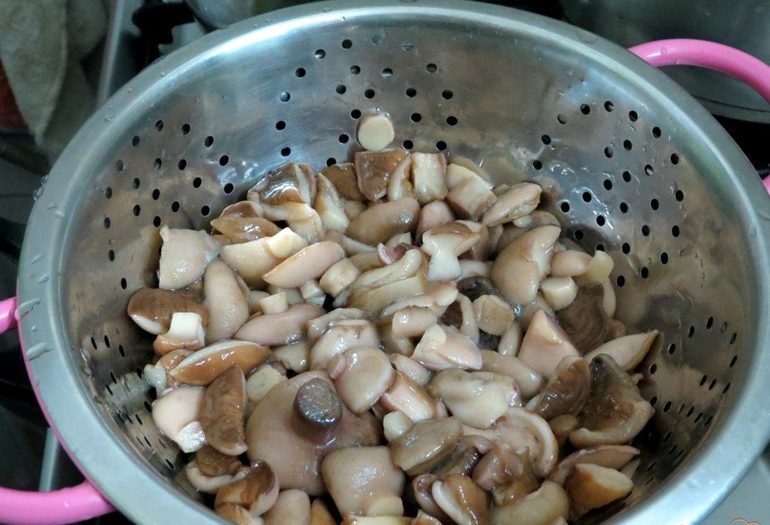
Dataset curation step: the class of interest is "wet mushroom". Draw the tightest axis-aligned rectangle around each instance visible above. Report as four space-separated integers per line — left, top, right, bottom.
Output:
328 347 396 414
158 226 221 290
171 340 270 386
388 355 432 386
185 462 250 494
446 163 496 220
540 277 578 311
432 435 493 477
390 417 464 475
412 324 483 371
517 309 579 378
315 174 350 233
386 155 415 202
197 444 243 477
204 260 249 343
472 295 514 336
263 241 345 289
321 163 365 201
236 303 325 346
490 481 569 525
309 319 380 370
246 365 286 405
585 331 660 371
211 216 281 244
431 474 489 525
199 366 248 456
273 342 310 374
310 499 337 525
383 411 414 442
482 183 542 227
526 356 591 420
151 385 206 453
358 114 396 152
472 447 539 506
249 162 315 206
415 200 455 243
548 445 640 485
550 250 592 278
479 350 543 398
355 149 409 201
215 461 280 517
143 348 192 394
152 312 206 354
549 415 579 449
497 322 523 357
421 222 480 281
264 489 311 525
412 153 448 204
221 228 308 288
346 198 420 246
556 283 611 355
565 464 634 518
440 294 479 344
127 287 208 335
352 249 423 290
307 308 370 340
259 293 288 315
391 307 438 338
319 258 361 298
348 274 429 314
300 280 326 307
380 371 437 422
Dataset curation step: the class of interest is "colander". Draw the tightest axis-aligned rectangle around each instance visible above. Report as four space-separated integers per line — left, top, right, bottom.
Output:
1 1 770 524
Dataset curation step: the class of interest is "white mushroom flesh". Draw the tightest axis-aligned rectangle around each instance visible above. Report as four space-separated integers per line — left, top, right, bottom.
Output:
158 226 221 290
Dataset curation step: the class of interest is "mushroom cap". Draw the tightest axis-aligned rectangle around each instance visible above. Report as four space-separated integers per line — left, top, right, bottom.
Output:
482 183 542 227
555 283 611 355
170 340 270 386
355 149 409 201
200 366 248 456
517 309 579 379
346 198 420 246
204 260 250 343
127 287 208 335
413 324 483 371
331 347 396 414
263 241 345 289
390 417 463 475
151 385 205 453
236 303 325 346
527 356 591 420
250 162 315 206
158 227 221 290
246 371 382 495
421 222 481 257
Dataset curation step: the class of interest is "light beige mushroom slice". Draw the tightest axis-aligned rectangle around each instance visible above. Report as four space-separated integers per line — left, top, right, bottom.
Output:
390 417 463 475
170 340 270 386
355 149 409 201
431 474 489 525
585 331 660 371
490 481 569 525
349 251 382 272
152 312 206 354
480 350 543 398
347 198 420 246
264 489 311 525
158 226 221 290
246 371 381 495
357 114 396 152
428 369 520 429
491 225 560 305
199 367 248 456
415 200 455 243
310 499 336 525
411 474 448 521
321 446 405 516
348 274 429 314
204 260 249 343
380 371 436 422
211 216 281 244
446 163 492 191
517 309 578 379
386 154 415 202
526 357 591 420
482 183 542 227
565 464 634 518
352 248 423 290
413 324 483 371
315 174 350 233
128 287 208 335
259 293 288 315
391 307 437 338
309 319 379 370
307 308 370 340
412 152 447 204
383 411 414 442
497 322 523 357
548 445 640 485
574 250 614 285
550 415 579 449
344 199 367 220
267 286 304 305
459 260 490 279
246 365 286 405
288 210 325 244
273 342 310 373
321 163 365 201
570 355 654 448
540 277 578 311
151 385 206 453
447 169 497 220
263 241 345 289
221 229 308 288
380 283 458 318
247 291 270 315
215 461 280 517
379 322 416 356
300 280 326 307
236 303 325 346
513 210 560 229
185 462 249 494
319 258 360 297
421 223 481 281
330 347 396 414
472 295 514 336
550 250 592 277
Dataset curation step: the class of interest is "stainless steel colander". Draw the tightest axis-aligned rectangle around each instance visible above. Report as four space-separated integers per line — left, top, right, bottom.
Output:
5 1 770 523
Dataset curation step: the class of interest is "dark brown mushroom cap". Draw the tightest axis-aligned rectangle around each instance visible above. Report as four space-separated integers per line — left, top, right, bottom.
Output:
321 162 365 201
200 366 248 456
529 357 591 421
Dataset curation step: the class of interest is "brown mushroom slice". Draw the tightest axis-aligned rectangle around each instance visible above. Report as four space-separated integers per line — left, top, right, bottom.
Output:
540 277 578 311
415 200 455 243
321 446 405 517
273 342 310 374
585 331 660 371
158 226 221 290
421 222 481 281
204 260 249 343
215 461 280 517
411 152 448 204
321 163 365 201
432 435 493 478
264 489 311 525
517 309 578 378
482 183 542 227
570 355 654 448
315 174 350 234
383 411 414 442
170 340 270 386
249 163 315 206
221 228 308 288
479 350 543 398
307 308 370 340
246 365 286 405
236 303 325 346
199 366 248 456
411 474 448 520
431 474 489 525
490 481 569 525
185 462 250 494
380 371 436 422
446 164 497 220
128 287 208 335
548 445 640 485
428 369 520 429
355 149 409 202
491 225 560 305
472 295 514 336
526 356 591 420
246 371 381 495
153 312 206 354
391 417 463 475
472 447 539 506
555 283 611 355
211 216 281 244
413 325 483 371
309 319 379 370
497 322 523 357
319 258 361 298
263 241 345 289
347 198 420 246
197 444 243 477
151 385 206 453
310 499 336 525
391 307 438 338
565 464 634 518
330 347 396 414
348 274 429 314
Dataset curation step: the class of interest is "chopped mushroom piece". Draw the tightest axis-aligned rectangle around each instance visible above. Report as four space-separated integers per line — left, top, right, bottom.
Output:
358 114 396 152
264 241 345 289
186 462 249 494
215 461 280 517
128 287 208 335
246 366 286 405
491 225 560 304
497 322 523 357
200 366 248 456
236 303 325 346
300 280 326 307
221 228 308 287
556 283 611 355
315 174 350 233
517 309 579 378
355 150 409 201
153 312 206 354
574 250 614 285
158 226 221 290
329 347 396 414
264 489 311 525
482 183 542 227
309 319 379 370
143 348 192 394
415 200 455 243
472 295 514 336
390 417 463 475
259 293 288 315
353 249 423 290
565 464 634 518
388 355 432 386
549 415 580 449
431 474 489 525
428 369 520 428
550 250 592 278
392 307 438 338
319 258 360 297
527 356 591 420
348 274 429 314
432 435 493 478
204 260 249 343
421 222 480 281
380 371 437 422
383 411 414 442
307 308 370 340
310 499 336 525
446 164 497 220
171 340 269 386
151 385 206 453
412 153 448 204
540 277 578 311
321 163 365 201
548 445 640 485
479 350 543 398
321 446 405 516
472 447 539 506
585 331 660 371
441 294 480 345
490 481 569 525
211 216 281 244
273 342 310 373
249 162 315 206
386 154 416 202
413 324 483 371
347 198 420 246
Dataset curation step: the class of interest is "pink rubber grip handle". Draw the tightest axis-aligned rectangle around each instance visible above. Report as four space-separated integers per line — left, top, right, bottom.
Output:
0 296 114 525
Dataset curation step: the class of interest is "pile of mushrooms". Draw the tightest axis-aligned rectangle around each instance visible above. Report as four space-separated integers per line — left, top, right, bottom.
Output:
130 115 660 524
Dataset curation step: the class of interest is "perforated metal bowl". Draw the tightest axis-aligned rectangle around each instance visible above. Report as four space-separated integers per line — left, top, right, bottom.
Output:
17 1 770 523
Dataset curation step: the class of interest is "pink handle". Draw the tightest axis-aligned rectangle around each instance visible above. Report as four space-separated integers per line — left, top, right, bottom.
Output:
0 296 114 524
629 39 770 103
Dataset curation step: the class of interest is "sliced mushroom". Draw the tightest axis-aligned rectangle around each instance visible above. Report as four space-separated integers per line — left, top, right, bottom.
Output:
307 308 370 340
347 198 420 246
513 210 560 229
527 357 591 420
220 201 263 218
472 295 514 336
197 445 244 477
415 200 455 243
355 149 409 201
352 249 423 293
153 312 206 354
472 447 539 506
490 481 569 525
215 461 280 517
480 350 543 398
412 153 448 204
358 114 396 152
211 216 281 244
432 435 493 478
204 260 249 343
391 417 463 475
200 366 248 456
127 287 207 335
300 280 326 307
309 319 379 370
315 174 350 233
550 250 592 278
517 310 579 378
482 183 541 227
247 291 270 314
246 365 286 405
264 489 311 525
380 371 437 422
380 283 458 319
540 277 578 311
565 464 634 518
548 445 640 485
171 340 270 386
348 274 429 314
349 251 384 271
143 348 192 394
329 347 396 414
319 258 361 297
185 461 250 494
574 250 614 285
388 355 432 385
263 241 345 289
413 324 483 371
431 474 489 525
497 322 523 357
555 283 611 355
273 342 310 373
421 222 480 281
321 446 405 516
446 164 497 220
250 163 315 206
383 411 414 442
246 371 381 495
391 307 438 338
428 369 520 429
268 286 303 305
151 385 206 453
490 225 560 304
321 163 365 201
158 226 221 290
259 293 288 315
236 303 325 346
221 228 308 288
413 511 443 525
459 260 490 279
585 331 660 371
